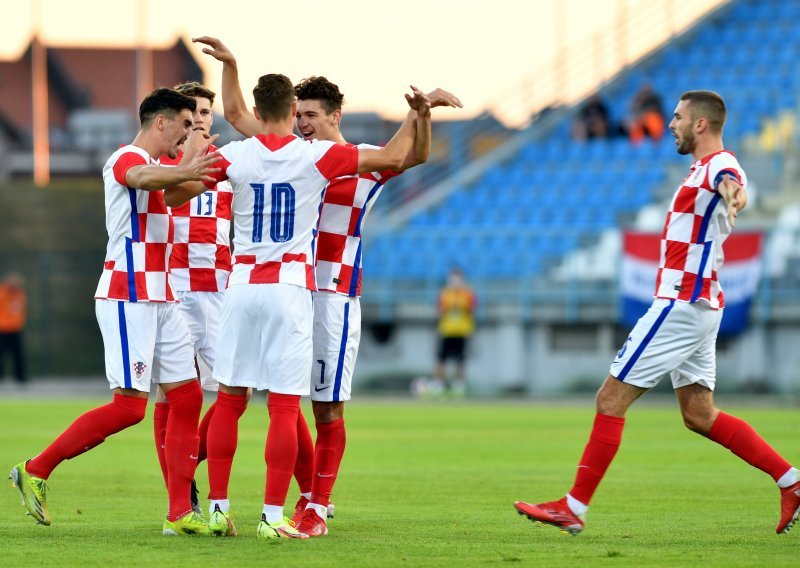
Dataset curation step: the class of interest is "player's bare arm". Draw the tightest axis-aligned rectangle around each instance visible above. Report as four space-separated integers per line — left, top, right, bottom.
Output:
126 150 220 194
717 174 747 227
358 86 430 173
397 87 461 170
163 131 223 206
193 36 261 137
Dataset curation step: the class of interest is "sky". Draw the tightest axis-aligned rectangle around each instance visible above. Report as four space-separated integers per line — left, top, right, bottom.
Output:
1 0 725 123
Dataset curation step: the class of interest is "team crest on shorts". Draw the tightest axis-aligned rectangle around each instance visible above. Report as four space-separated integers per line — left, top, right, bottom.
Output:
133 361 147 378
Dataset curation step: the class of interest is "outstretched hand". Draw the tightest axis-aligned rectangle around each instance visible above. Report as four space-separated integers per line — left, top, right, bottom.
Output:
405 85 431 116
426 88 463 109
192 36 235 64
719 174 747 227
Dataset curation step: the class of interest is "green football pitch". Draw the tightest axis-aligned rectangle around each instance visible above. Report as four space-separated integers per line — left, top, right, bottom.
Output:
1 397 798 567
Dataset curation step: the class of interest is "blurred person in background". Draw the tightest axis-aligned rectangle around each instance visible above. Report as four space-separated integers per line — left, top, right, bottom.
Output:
627 82 665 144
572 94 611 140
0 272 27 385
434 267 476 397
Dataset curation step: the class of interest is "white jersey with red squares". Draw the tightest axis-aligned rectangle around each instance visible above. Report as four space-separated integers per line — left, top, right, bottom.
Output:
208 133 358 290
95 144 175 303
316 143 401 297
163 148 233 292
654 149 747 308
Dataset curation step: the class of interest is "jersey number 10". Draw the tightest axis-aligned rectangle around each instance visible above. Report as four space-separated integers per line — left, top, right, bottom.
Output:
250 183 296 243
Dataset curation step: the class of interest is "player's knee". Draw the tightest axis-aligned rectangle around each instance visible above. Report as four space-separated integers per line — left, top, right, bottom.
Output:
681 409 714 435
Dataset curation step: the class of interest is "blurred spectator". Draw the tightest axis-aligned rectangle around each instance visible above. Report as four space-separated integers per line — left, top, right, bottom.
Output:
433 267 476 397
0 273 27 384
573 94 611 140
627 82 665 144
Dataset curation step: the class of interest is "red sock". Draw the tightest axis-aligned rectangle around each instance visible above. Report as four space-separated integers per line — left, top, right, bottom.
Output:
707 411 791 481
294 409 314 495
311 418 346 507
568 413 625 506
153 401 170 486
264 393 300 506
197 402 217 465
26 394 147 479
206 391 248 500
164 382 203 521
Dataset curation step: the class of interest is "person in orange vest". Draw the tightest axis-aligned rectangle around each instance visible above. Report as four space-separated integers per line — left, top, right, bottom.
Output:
0 273 27 384
433 267 476 397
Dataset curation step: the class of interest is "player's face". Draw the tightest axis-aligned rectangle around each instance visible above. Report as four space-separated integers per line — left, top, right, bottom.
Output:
163 109 194 159
192 96 214 134
296 99 340 142
669 100 696 156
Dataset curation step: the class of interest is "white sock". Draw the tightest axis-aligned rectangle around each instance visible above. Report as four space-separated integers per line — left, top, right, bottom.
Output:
262 504 284 524
301 492 311 500
566 493 589 518
777 467 800 488
209 499 230 515
307 502 328 519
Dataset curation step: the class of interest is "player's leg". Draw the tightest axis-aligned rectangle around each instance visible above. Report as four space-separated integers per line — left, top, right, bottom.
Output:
451 337 467 397
153 386 170 489
516 299 685 534
291 408 315 524
153 303 207 534
675 370 799 532
257 285 313 540
298 294 359 536
10 300 152 526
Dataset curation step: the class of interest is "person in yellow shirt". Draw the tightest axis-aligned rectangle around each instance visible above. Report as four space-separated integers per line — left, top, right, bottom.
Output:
0 273 27 384
434 268 476 396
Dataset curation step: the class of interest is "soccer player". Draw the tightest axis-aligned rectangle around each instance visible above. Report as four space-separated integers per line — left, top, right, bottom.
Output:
169 70 431 539
193 35 461 537
9 88 221 535
150 81 236 519
514 90 800 536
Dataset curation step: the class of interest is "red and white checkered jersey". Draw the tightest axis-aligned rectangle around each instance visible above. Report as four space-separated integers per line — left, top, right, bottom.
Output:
316 143 401 297
654 150 747 308
162 148 233 293
207 133 358 290
95 144 175 302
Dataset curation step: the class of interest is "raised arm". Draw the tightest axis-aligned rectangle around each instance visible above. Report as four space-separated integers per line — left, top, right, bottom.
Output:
357 86 431 173
193 36 261 137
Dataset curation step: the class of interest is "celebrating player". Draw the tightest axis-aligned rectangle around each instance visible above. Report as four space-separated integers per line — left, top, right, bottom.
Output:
9 88 220 536
169 68 431 539
514 90 800 536
194 35 461 537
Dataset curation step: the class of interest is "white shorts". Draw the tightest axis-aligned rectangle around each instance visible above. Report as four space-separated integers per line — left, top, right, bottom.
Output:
311 292 361 402
96 300 196 392
609 298 723 390
213 284 313 394
176 290 224 392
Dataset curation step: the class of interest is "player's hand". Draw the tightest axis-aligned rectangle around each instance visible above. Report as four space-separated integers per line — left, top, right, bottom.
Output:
184 151 222 183
182 129 219 161
405 85 431 117
426 88 463 109
719 174 746 227
192 36 236 65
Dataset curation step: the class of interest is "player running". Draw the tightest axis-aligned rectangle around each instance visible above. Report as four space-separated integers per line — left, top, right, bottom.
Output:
9 88 220 536
169 70 431 539
514 90 800 536
194 35 461 537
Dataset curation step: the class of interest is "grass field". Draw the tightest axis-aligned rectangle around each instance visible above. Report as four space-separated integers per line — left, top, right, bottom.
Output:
1 396 799 567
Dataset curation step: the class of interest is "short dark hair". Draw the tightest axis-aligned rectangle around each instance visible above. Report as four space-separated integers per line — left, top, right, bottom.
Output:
173 81 216 104
294 76 345 114
138 88 196 126
680 90 726 133
253 74 295 122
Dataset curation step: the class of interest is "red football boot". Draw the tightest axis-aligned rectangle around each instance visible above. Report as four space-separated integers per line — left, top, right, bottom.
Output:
514 498 585 536
777 480 800 534
297 508 329 537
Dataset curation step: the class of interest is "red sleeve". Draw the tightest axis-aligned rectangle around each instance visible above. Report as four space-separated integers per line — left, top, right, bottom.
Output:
316 144 359 180
203 156 232 188
112 152 148 186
